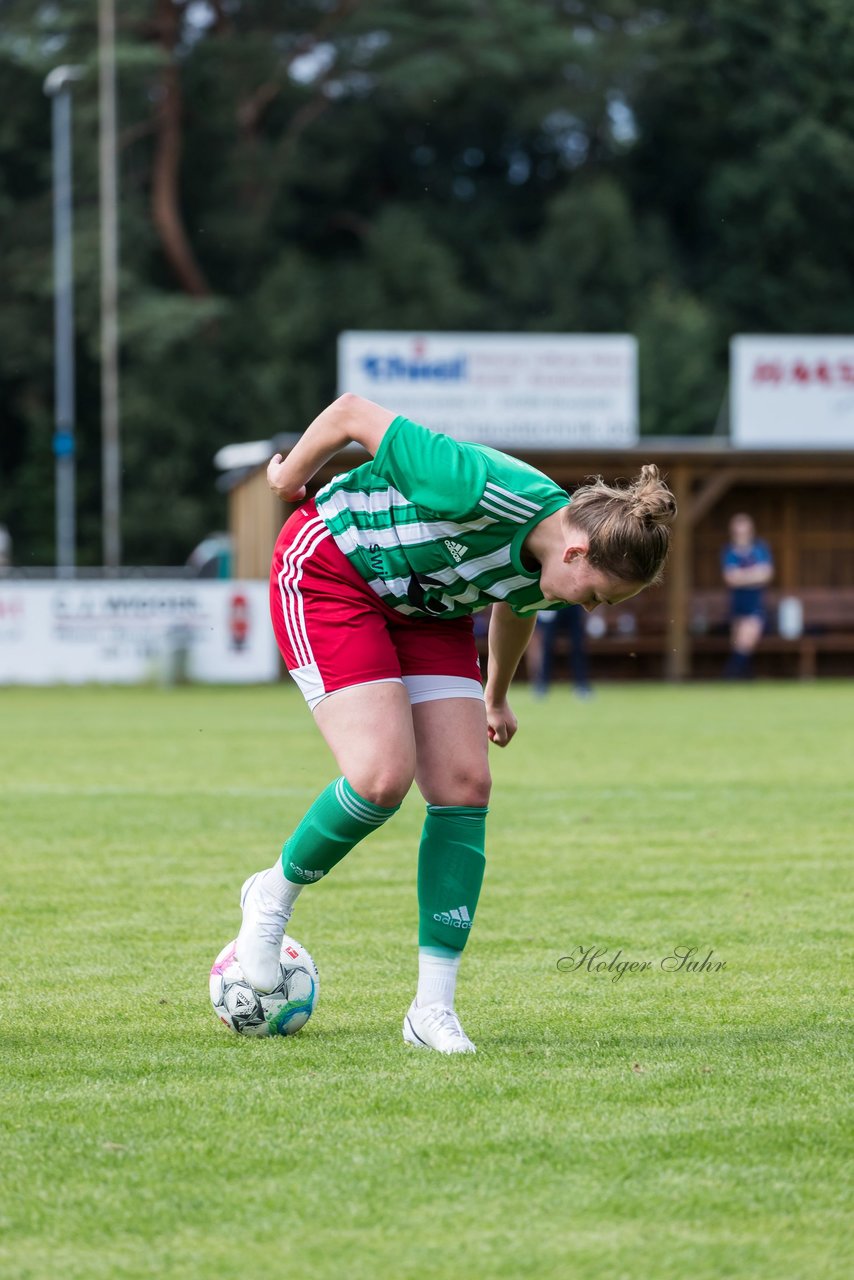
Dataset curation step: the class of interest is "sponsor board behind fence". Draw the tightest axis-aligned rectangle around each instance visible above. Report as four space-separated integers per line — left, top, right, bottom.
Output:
0 581 279 684
338 331 638 448
731 335 854 448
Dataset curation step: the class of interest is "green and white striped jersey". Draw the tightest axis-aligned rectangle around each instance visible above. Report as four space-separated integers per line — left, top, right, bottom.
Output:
314 415 571 619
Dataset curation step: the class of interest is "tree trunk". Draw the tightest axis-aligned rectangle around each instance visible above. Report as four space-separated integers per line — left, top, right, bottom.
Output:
151 0 210 297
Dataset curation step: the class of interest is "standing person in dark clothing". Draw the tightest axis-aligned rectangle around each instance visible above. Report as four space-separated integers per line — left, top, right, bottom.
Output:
527 607 593 698
721 514 774 679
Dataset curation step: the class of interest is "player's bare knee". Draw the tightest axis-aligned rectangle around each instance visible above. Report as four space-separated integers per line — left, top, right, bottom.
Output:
429 768 492 808
459 775 492 808
347 767 413 810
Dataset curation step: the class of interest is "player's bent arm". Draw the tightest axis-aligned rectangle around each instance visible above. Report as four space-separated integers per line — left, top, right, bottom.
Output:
485 604 537 702
483 604 536 746
724 564 773 588
747 562 773 586
267 393 395 502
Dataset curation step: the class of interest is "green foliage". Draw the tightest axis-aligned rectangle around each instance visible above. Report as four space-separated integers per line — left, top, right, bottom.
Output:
637 285 722 437
629 0 854 332
2 1 854 564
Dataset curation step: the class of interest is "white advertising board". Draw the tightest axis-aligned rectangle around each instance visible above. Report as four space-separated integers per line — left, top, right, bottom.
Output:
731 335 854 448
0 581 279 685
339 331 638 448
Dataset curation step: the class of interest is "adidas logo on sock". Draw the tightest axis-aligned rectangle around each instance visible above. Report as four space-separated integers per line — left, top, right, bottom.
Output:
433 904 472 929
443 539 468 563
288 862 325 883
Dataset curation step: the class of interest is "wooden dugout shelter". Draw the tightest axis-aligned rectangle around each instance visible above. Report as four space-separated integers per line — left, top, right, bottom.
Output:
223 439 854 680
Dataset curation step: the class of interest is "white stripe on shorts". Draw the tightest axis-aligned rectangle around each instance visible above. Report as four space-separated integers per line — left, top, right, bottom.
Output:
289 660 326 706
402 675 484 705
277 516 330 669
305 676 405 713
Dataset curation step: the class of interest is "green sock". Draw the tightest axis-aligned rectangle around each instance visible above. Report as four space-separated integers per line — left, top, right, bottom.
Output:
417 805 487 952
282 777 399 884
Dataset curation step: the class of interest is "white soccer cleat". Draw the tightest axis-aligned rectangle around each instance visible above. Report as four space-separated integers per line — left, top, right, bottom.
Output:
235 872 288 994
403 1000 476 1054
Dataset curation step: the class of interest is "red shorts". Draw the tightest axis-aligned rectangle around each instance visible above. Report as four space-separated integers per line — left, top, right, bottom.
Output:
269 501 483 709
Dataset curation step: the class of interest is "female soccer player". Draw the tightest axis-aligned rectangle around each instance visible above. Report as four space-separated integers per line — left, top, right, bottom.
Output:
721 513 774 679
237 393 676 1053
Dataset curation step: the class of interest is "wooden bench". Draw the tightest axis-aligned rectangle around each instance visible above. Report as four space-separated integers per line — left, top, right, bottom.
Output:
687 588 854 678
593 588 854 678
481 588 854 680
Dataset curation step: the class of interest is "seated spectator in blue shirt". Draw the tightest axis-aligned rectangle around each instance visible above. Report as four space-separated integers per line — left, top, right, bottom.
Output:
721 514 774 678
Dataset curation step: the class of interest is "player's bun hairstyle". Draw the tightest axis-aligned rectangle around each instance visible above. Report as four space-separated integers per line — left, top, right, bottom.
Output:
567 464 677 585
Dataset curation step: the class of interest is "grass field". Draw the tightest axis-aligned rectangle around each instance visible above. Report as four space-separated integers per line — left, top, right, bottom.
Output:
1 681 852 1280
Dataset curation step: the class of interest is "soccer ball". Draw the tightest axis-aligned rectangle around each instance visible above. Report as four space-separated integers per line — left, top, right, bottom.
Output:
210 936 319 1037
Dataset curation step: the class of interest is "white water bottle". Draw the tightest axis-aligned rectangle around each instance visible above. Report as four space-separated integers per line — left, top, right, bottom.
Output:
778 596 803 639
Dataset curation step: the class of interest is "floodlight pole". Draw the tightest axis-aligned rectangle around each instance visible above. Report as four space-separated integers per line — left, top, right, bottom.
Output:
44 65 84 579
99 0 121 572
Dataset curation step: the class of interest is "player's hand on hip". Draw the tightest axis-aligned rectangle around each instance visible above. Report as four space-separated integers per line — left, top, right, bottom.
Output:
267 453 307 503
485 696 518 748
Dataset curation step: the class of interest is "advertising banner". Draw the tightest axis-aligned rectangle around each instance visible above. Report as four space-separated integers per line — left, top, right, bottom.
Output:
731 335 854 448
0 581 279 684
339 331 638 448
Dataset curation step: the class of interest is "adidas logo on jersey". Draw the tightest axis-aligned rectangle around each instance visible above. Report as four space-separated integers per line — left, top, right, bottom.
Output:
443 539 468 563
433 904 472 929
